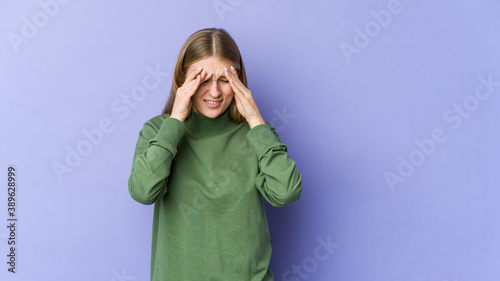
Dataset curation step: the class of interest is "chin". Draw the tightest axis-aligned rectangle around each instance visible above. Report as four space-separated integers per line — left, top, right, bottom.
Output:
202 111 220 118
194 108 222 118
194 102 230 118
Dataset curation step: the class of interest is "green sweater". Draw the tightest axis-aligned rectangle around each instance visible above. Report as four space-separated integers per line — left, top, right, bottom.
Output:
128 108 302 281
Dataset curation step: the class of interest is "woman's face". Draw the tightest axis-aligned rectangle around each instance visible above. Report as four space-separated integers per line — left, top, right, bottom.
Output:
187 56 235 119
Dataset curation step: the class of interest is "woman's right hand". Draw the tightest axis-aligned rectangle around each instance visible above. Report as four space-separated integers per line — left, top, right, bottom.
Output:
170 67 212 122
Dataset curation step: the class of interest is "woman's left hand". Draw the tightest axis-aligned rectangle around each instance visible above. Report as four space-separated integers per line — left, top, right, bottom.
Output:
224 66 265 129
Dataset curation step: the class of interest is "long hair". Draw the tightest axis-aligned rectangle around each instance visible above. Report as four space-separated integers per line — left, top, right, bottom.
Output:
162 28 247 123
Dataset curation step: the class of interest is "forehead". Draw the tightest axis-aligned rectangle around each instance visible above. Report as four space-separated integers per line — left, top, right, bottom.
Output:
189 56 232 71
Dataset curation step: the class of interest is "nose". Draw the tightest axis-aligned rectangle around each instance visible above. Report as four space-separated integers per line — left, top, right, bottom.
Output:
207 79 221 98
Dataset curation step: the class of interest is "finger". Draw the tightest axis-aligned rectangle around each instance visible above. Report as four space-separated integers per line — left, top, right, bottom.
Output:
201 68 210 79
225 74 244 100
179 74 202 97
224 66 235 82
196 69 207 82
234 90 242 104
227 66 241 85
180 68 203 89
187 72 202 88
202 72 213 82
186 71 212 97
223 67 241 93
229 65 238 75
191 73 205 92
200 70 212 81
188 67 204 81
224 67 247 97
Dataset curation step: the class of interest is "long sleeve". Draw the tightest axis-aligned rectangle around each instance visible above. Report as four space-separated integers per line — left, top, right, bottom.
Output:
128 116 186 205
246 122 302 207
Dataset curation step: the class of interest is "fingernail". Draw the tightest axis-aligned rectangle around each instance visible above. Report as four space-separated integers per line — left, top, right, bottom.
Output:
224 67 228 72
201 69 205 74
230 66 235 71
197 74 200 79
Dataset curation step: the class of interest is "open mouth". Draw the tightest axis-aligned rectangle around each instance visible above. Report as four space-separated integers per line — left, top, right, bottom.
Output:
204 100 222 108
205 100 222 104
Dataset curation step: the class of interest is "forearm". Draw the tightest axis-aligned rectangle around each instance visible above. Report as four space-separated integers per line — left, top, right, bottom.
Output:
247 123 302 207
128 145 175 205
128 117 186 205
247 116 265 129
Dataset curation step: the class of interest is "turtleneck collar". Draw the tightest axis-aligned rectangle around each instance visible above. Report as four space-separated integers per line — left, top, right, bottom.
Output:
184 108 236 136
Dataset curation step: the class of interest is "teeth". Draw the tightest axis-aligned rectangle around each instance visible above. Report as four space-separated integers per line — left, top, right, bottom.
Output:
205 100 221 104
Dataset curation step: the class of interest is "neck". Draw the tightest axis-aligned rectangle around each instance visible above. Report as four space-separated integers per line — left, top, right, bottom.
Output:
184 108 235 136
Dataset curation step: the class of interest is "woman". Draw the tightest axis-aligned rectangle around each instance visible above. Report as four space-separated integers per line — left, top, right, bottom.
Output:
128 27 302 281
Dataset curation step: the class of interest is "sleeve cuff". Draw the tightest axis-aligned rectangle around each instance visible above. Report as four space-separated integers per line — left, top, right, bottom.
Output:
246 123 286 159
149 117 186 153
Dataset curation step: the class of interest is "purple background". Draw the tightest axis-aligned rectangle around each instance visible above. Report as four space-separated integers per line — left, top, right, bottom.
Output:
1 0 500 280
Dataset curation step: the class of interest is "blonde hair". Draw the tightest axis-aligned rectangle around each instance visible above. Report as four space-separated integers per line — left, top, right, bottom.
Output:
162 28 248 123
